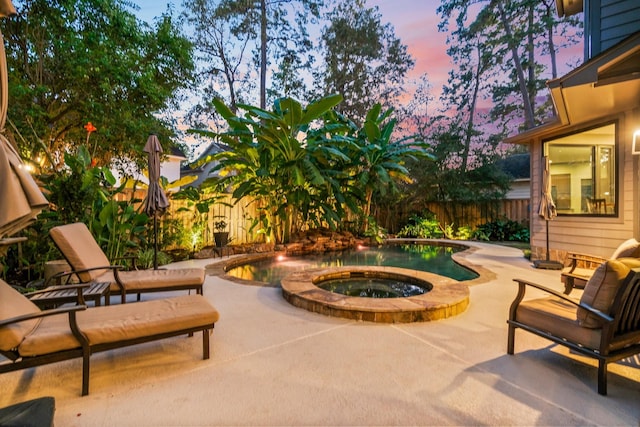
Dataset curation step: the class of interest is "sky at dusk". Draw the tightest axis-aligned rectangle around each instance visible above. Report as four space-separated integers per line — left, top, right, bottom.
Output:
135 1 456 102
134 0 583 103
134 0 583 154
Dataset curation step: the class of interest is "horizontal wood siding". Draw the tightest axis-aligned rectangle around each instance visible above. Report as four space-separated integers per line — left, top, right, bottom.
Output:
600 0 640 51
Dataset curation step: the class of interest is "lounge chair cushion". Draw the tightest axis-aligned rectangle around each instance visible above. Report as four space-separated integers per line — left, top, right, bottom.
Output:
96 268 205 293
578 259 630 328
516 297 603 350
50 223 110 282
18 295 219 357
0 280 41 352
611 238 640 259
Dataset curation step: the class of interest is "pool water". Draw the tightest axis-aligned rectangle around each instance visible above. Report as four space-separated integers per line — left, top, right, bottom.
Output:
227 243 478 286
318 277 430 298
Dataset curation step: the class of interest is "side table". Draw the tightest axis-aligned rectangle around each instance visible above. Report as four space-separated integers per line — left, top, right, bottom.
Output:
27 282 111 309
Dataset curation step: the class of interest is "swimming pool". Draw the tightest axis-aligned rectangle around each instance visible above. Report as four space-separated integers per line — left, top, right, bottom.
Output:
226 243 479 286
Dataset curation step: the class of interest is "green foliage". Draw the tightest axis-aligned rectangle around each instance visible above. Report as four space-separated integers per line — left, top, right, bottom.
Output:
136 249 173 270
397 214 444 239
2 0 195 169
474 218 530 242
455 225 474 240
362 218 387 244
197 94 350 244
194 95 430 243
315 1 414 124
40 145 149 260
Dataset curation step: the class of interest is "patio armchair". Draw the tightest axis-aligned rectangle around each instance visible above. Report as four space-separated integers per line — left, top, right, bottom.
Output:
561 237 640 294
50 222 205 304
508 259 640 395
0 279 219 396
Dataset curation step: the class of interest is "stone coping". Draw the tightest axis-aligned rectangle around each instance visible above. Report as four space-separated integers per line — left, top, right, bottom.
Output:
281 266 470 323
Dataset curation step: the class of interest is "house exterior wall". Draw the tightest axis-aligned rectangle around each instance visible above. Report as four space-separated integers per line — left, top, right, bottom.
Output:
530 109 639 261
586 0 640 58
506 180 530 200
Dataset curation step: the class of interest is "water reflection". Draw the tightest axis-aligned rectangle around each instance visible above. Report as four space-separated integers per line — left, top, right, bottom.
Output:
228 244 478 285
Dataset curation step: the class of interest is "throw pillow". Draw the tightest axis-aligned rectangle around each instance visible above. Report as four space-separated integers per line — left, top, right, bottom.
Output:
611 238 640 259
577 259 630 328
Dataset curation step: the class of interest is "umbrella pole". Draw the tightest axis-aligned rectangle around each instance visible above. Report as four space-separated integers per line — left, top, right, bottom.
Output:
153 214 158 270
545 219 550 261
534 219 563 270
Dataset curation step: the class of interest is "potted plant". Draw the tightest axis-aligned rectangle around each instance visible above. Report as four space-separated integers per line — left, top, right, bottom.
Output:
213 217 229 247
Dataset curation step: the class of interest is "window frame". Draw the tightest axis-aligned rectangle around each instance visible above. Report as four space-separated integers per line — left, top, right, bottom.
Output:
542 121 619 218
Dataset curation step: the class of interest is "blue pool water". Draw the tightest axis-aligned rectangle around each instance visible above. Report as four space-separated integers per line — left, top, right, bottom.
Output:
227 243 478 286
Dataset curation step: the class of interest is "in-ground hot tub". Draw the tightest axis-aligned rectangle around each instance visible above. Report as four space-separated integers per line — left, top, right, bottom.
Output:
281 266 470 323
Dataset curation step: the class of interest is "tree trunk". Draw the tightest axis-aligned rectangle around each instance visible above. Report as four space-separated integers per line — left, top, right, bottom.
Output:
260 0 267 110
461 42 483 173
494 2 535 129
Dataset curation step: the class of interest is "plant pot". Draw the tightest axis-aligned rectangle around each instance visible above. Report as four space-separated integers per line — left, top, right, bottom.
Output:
214 232 229 248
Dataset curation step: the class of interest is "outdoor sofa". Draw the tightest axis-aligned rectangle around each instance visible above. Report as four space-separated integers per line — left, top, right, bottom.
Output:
50 222 205 304
0 279 219 396
508 258 640 395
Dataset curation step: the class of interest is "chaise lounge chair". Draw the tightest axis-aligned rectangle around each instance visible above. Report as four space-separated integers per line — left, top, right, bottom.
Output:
0 279 219 396
50 222 205 304
508 259 640 395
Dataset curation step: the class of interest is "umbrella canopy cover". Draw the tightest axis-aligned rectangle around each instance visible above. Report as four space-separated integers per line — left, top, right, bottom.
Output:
142 134 169 217
538 156 557 221
0 20 48 239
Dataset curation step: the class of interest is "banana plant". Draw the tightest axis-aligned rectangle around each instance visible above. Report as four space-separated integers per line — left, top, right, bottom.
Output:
191 94 354 244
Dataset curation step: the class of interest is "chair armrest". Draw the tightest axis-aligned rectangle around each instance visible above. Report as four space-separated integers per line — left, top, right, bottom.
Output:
511 278 614 323
563 252 606 270
45 265 125 286
0 305 86 328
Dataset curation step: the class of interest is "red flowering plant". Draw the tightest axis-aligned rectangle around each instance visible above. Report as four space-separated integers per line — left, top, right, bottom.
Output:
84 121 98 167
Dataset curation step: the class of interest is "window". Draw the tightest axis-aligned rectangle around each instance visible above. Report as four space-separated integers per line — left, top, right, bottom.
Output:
544 123 617 216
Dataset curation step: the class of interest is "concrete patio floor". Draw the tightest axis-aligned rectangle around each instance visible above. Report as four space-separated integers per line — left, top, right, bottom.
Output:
1 242 639 426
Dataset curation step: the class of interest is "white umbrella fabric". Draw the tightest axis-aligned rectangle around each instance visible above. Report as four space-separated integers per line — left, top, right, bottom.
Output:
0 3 49 240
534 156 562 269
142 134 169 269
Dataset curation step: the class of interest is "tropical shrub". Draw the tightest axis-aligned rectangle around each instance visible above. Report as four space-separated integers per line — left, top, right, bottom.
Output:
474 218 530 242
136 249 173 269
396 214 444 239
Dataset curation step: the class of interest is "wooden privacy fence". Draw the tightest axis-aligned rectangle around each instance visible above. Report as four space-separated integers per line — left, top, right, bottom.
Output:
376 199 531 234
166 195 260 248
115 190 260 249
119 188 530 246
424 199 530 229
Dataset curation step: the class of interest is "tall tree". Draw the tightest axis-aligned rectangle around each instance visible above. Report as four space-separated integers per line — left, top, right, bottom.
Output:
2 0 195 170
182 0 255 117
438 0 581 131
315 0 414 124
212 0 325 109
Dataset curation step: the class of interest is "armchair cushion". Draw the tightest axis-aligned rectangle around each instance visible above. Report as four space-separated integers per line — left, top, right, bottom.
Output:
517 297 602 350
578 259 629 328
0 280 41 352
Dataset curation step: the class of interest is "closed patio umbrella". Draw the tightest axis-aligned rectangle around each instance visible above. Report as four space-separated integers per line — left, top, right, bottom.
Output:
142 134 169 270
0 2 48 240
534 156 562 269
